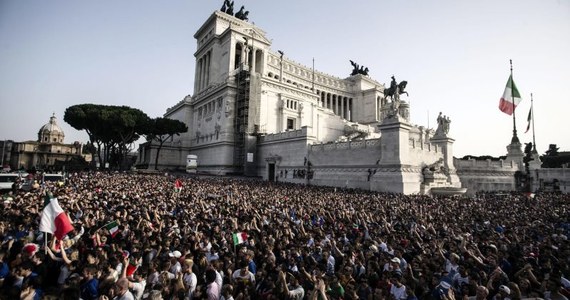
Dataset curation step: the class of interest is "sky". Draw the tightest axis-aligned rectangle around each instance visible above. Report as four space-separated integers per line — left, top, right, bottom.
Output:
1 0 569 158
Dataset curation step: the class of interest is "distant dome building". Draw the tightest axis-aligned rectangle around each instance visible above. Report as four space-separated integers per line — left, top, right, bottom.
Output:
38 113 65 143
4 114 91 171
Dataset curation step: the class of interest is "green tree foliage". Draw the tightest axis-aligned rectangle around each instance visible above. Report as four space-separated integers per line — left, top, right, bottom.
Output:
145 117 188 170
64 104 106 164
64 104 150 170
460 155 506 161
540 144 570 168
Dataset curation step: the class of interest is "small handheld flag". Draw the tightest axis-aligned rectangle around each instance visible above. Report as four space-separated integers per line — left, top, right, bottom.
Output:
174 179 183 193
232 232 248 245
104 220 120 237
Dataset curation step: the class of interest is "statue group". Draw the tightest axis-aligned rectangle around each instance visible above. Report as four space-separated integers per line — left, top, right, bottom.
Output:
436 112 451 135
349 60 369 76
220 0 249 21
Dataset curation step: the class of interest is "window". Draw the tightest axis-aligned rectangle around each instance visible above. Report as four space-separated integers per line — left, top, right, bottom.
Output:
287 118 295 130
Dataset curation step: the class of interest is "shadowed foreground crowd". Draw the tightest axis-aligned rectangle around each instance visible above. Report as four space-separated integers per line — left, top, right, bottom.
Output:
0 172 569 300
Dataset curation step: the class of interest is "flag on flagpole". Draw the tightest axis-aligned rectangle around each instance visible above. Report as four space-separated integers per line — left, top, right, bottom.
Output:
525 106 532 133
104 220 120 237
232 232 248 245
499 75 522 115
39 194 74 240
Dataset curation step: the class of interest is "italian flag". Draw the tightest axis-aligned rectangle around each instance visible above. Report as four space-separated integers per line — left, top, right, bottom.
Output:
39 194 74 240
232 232 248 245
104 220 120 237
174 179 182 193
499 75 522 115
525 106 532 133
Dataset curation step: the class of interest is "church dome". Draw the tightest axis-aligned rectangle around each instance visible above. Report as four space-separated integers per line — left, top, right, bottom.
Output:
38 113 65 143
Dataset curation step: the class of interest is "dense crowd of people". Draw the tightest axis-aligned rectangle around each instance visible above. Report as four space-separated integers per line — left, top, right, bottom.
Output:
0 172 569 300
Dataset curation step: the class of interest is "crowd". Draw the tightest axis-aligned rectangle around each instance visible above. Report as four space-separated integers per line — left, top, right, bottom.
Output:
0 172 569 300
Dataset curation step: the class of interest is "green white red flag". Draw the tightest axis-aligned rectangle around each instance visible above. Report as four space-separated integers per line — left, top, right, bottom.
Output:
104 220 120 237
232 232 248 245
39 194 74 240
174 179 182 193
499 75 522 115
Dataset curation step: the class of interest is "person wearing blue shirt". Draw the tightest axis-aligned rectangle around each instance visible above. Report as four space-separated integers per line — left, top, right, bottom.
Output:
0 251 9 280
80 265 99 300
246 251 256 274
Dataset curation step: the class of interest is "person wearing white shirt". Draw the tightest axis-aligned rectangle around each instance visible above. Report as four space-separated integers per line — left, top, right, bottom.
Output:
182 259 197 300
168 250 182 275
231 262 255 287
113 278 135 300
389 274 407 300
322 250 335 276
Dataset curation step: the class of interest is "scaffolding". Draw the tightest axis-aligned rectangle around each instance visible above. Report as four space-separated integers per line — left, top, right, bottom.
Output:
233 69 250 172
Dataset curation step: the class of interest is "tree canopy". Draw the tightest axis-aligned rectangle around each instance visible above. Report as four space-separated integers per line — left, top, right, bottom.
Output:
144 117 188 169
541 144 570 168
64 104 151 169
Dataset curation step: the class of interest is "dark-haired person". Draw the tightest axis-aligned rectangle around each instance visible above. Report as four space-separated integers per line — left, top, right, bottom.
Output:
278 270 304 300
205 269 221 300
80 265 99 300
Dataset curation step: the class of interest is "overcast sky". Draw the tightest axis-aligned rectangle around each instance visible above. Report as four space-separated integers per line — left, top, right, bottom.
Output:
1 0 568 157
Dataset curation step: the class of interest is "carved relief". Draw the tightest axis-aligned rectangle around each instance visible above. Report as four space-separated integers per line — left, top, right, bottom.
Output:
225 100 232 117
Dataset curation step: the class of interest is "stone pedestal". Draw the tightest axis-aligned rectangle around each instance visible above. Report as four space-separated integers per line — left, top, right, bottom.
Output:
378 115 411 166
506 140 524 169
431 134 462 188
373 116 420 193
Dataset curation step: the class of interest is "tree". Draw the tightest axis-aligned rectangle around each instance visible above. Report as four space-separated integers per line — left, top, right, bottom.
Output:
145 117 188 170
545 144 559 156
541 144 570 168
105 106 150 170
64 104 107 166
65 104 150 170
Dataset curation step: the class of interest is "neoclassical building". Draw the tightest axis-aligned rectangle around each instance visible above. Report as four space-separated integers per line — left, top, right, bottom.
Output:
7 114 89 171
138 9 541 194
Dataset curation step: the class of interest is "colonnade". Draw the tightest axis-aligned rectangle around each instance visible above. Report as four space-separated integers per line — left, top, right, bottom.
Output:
195 50 212 92
317 91 353 121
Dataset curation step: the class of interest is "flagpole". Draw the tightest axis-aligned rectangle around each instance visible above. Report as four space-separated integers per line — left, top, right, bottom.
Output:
531 93 537 153
510 59 519 143
312 57 315 91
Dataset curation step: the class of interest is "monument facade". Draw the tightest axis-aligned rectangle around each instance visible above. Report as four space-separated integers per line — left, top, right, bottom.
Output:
138 8 540 194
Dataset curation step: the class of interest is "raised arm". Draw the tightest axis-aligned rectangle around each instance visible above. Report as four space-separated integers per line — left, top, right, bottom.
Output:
46 246 63 262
